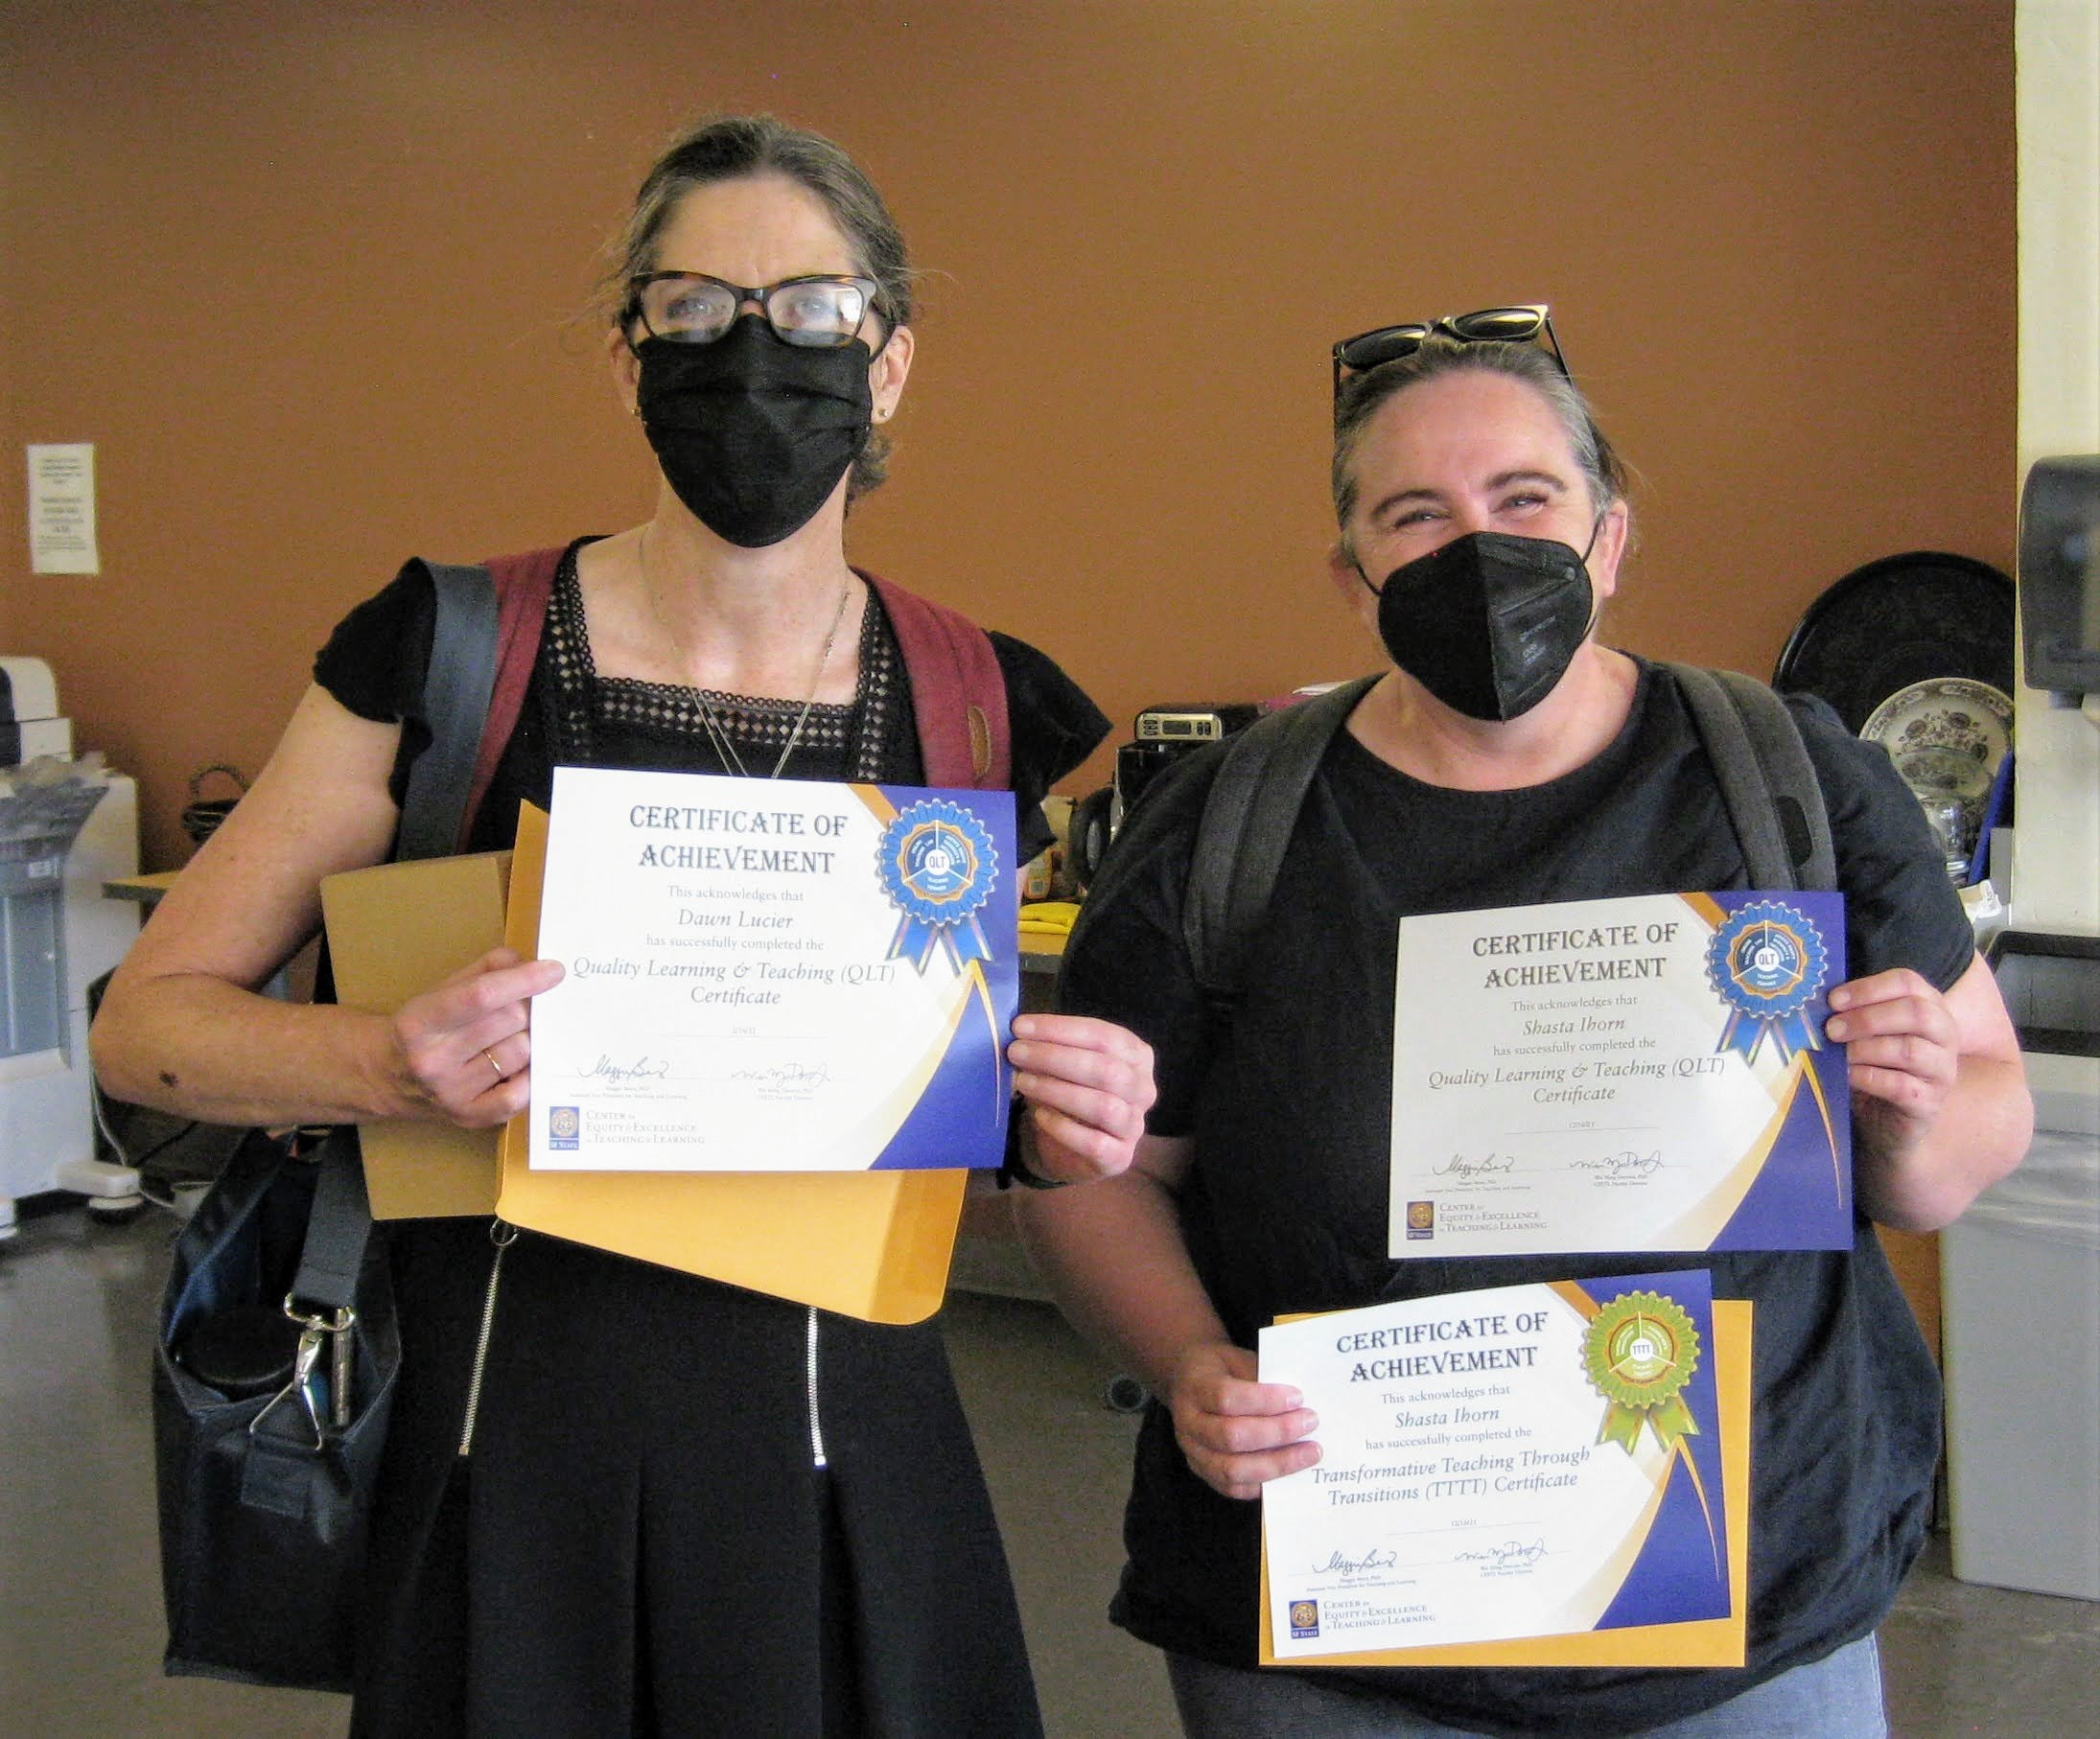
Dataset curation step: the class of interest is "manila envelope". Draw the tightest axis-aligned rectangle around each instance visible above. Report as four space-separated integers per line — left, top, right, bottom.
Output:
320 849 512 1221
1259 1300 1752 1669
320 803 968 1324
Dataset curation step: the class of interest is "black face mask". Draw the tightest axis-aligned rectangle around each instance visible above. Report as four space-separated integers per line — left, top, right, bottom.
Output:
635 319 874 548
1365 527 1598 722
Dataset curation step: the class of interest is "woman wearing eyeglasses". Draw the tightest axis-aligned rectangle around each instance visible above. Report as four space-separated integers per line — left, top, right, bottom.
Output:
1018 311 2030 1736
93 114 1155 1737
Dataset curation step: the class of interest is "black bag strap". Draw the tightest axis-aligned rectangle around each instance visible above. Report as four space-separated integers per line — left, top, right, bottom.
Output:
289 1129 376 1314
293 558 500 1308
1182 676 1378 1003
1667 662 1836 893
394 560 500 864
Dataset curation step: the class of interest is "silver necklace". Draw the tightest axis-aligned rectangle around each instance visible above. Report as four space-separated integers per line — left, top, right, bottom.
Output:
639 525 852 779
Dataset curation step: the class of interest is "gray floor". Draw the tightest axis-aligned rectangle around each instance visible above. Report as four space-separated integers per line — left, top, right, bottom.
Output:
2 1203 2094 1738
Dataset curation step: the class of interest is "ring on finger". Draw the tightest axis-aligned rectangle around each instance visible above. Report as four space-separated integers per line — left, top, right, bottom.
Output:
482 1048 503 1082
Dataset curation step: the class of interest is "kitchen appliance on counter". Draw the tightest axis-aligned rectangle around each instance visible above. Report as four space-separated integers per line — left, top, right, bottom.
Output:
0 657 140 1238
1069 702 1260 888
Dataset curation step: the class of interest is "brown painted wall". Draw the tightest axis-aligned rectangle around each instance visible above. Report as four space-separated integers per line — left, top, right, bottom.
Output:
1 0 2016 869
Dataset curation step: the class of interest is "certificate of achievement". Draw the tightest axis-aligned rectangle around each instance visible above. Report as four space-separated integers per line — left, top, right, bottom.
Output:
1389 891 1851 1257
528 766 1016 1172
1259 1271 1732 1658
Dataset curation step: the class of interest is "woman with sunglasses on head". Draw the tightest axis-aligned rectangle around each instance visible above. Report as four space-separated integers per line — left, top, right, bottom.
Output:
92 114 1155 1737
1017 310 2030 1737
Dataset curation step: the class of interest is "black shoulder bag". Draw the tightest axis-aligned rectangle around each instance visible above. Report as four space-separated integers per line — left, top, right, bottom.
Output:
152 560 499 1692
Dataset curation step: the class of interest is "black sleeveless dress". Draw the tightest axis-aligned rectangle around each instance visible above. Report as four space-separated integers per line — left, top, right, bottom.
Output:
315 545 1107 1738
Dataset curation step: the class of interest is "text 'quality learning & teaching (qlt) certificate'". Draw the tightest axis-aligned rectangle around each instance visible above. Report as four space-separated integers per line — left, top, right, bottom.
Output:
1389 891 1851 1258
528 766 1016 1172
1259 1271 1733 1659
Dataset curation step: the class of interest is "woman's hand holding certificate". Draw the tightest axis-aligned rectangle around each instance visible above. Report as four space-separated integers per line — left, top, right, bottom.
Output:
1007 1013 1158 1183
1167 1341 1323 1503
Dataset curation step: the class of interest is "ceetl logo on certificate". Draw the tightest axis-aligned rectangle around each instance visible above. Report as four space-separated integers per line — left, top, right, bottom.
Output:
1406 1200 1435 1240
1290 1599 1320 1639
548 1106 581 1151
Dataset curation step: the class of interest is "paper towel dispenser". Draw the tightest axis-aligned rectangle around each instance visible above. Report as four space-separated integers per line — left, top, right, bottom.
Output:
2018 454 2100 701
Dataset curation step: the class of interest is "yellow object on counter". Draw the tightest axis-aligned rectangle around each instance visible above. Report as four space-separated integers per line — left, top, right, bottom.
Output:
1017 899 1081 940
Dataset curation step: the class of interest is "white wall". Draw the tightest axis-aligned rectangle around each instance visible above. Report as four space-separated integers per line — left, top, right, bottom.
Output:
2012 0 2100 934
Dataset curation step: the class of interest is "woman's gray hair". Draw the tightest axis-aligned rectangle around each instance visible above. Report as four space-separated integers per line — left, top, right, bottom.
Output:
600 114 916 499
1331 339 1628 556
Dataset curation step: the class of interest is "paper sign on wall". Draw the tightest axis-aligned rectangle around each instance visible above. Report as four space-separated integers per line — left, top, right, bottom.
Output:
27 443 100 575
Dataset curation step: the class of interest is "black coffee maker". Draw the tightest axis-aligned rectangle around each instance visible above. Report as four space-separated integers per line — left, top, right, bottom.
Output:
1069 703 1260 887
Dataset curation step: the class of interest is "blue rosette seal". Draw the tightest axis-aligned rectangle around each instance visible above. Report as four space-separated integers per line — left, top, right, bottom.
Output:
878 800 1000 974
1706 900 1830 1064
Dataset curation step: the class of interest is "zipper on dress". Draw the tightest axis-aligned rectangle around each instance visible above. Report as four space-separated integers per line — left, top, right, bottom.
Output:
805 1306 828 1469
457 1218 519 1457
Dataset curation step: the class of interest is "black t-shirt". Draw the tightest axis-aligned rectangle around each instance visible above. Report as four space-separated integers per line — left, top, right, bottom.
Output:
313 540 1108 862
1057 659 1974 1736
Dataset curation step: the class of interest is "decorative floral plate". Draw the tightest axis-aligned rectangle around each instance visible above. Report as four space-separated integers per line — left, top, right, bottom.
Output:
1860 677 2013 852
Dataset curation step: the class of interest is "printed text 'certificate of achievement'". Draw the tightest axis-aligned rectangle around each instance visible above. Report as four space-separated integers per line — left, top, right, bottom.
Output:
1389 891 1851 1257
529 767 1017 1172
1260 1271 1731 1658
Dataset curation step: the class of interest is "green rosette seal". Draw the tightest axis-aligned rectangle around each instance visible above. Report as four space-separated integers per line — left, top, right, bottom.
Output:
1582 1290 1702 1456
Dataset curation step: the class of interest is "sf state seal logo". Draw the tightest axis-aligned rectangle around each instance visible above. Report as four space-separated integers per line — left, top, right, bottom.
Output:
548 1105 581 1150
1290 1598 1320 1638
1706 900 1830 1063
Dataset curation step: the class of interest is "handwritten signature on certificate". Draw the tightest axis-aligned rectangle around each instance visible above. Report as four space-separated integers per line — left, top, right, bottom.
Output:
581 1054 674 1086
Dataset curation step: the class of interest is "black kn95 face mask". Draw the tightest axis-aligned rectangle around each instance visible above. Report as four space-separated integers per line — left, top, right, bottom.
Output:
636 319 873 548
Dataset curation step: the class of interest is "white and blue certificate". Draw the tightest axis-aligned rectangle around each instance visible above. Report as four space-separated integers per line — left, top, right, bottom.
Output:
1260 1271 1733 1658
527 766 1016 1172
1389 891 1852 1257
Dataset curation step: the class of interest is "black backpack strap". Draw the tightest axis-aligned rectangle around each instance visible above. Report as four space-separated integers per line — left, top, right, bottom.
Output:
1668 662 1836 893
395 560 499 864
1182 676 1380 1003
324 561 497 1285
1172 661 1834 1005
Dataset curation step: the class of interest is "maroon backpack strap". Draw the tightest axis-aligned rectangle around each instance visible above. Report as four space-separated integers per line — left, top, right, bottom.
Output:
861 570 1012 790
458 545 564 844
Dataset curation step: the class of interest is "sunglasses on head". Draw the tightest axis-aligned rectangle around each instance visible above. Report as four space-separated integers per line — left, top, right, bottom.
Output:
1330 305 1568 401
